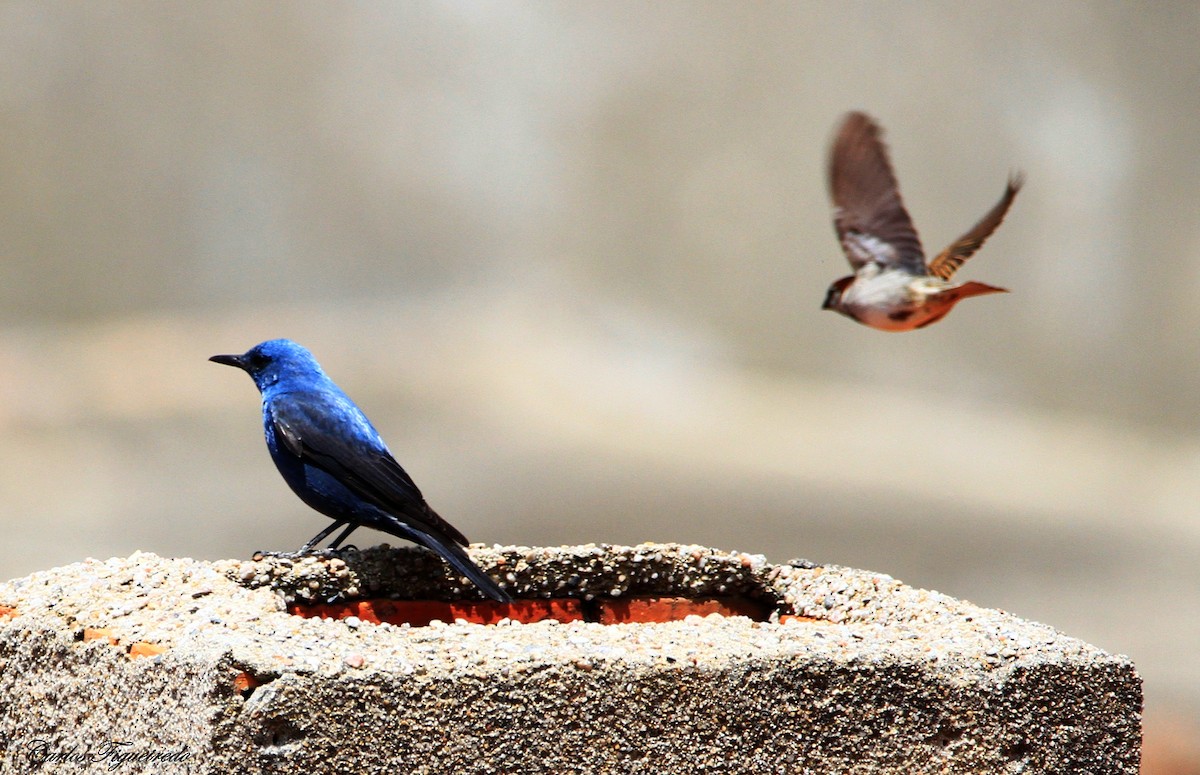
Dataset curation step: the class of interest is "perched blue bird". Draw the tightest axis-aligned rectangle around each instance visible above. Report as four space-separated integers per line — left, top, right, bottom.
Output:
210 338 511 602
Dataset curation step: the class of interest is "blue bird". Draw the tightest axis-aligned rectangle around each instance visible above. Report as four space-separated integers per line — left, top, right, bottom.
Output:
210 338 511 602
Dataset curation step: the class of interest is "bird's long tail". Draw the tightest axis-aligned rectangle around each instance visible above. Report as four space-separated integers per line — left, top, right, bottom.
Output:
952 280 1008 300
416 530 513 603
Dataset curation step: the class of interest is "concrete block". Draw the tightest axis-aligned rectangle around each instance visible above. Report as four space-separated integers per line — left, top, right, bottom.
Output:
0 544 1140 773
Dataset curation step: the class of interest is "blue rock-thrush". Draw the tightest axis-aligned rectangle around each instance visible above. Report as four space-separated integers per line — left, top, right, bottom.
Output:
210 338 511 602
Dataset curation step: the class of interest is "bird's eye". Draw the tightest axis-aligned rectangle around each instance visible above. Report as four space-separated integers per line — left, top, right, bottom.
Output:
248 352 269 369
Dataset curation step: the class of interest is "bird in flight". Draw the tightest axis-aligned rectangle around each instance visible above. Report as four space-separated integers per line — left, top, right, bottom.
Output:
821 111 1022 331
210 339 511 602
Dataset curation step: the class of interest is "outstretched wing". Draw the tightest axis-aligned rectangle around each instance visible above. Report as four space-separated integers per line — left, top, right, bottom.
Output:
829 111 926 273
928 173 1023 281
270 392 470 547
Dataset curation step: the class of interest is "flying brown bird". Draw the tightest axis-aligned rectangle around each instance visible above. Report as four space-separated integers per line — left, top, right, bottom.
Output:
821 111 1022 331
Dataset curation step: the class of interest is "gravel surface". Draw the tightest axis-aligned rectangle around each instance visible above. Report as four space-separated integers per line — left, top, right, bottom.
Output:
0 544 1141 773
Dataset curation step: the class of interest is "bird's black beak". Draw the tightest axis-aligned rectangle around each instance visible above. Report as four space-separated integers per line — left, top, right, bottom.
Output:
209 353 247 370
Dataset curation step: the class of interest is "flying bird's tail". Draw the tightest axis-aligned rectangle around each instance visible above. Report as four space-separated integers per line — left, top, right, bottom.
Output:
953 281 1009 300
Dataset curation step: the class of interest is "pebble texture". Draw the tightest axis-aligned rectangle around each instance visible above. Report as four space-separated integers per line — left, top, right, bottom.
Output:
0 544 1141 773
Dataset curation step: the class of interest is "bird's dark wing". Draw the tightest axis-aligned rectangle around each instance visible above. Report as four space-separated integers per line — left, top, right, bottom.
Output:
270 394 470 547
828 112 926 273
927 173 1023 280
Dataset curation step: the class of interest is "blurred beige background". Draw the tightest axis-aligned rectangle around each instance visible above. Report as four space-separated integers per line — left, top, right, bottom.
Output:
0 0 1197 751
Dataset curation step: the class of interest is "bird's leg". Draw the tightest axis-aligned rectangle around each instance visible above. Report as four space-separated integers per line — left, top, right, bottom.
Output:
326 522 360 551
299 520 349 553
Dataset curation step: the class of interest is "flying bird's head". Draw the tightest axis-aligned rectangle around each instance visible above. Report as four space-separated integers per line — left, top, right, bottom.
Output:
821 276 854 314
209 338 324 391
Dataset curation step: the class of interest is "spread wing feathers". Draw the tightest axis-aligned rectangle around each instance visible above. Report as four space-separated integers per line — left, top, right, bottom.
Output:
270 397 470 547
928 173 1023 281
829 111 925 273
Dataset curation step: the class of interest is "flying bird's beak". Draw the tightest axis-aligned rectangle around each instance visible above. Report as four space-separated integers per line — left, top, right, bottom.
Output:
209 353 247 370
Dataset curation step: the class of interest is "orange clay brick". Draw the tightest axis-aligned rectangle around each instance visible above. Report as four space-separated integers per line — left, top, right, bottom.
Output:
128 642 167 659
778 614 824 625
599 596 771 624
233 671 261 693
292 598 586 626
0 605 16 619
83 627 119 645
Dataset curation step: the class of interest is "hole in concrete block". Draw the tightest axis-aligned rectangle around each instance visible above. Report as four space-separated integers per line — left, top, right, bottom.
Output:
249 715 309 758
235 545 795 627
254 717 307 752
931 720 965 748
1003 740 1033 760
291 594 773 626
